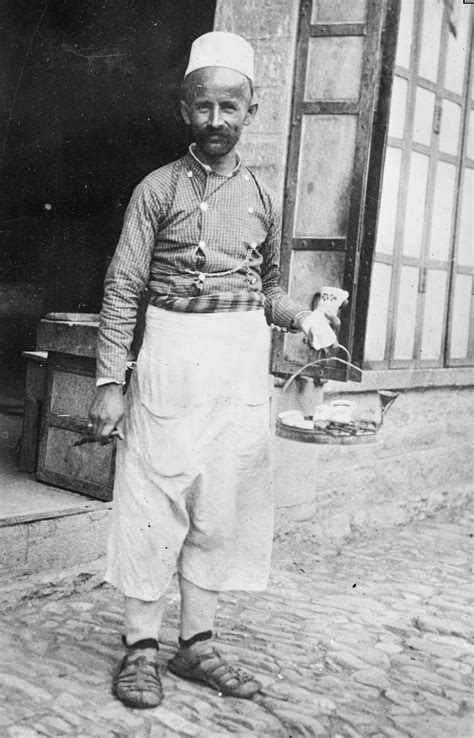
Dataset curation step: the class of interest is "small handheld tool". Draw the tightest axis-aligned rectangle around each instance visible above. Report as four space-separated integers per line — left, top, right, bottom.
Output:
73 428 121 447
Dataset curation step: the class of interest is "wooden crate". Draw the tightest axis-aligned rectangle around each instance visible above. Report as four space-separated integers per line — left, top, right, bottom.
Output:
36 351 116 501
19 350 48 473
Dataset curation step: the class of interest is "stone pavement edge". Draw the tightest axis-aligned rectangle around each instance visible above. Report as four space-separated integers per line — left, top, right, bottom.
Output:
0 507 473 738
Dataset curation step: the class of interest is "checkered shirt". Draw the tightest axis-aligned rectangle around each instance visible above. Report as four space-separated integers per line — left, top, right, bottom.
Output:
96 145 306 382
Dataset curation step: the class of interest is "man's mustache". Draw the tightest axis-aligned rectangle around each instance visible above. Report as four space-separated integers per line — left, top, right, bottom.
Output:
201 128 229 139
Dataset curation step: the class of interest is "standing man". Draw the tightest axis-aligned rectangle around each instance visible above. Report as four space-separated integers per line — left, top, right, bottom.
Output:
89 31 338 709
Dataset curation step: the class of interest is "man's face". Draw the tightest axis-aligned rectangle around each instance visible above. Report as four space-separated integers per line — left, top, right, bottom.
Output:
181 67 257 160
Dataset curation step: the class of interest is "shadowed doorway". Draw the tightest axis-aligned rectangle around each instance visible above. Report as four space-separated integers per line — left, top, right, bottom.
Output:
0 0 216 392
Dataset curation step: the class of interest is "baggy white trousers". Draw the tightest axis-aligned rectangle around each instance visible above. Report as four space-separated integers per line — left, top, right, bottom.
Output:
105 306 274 601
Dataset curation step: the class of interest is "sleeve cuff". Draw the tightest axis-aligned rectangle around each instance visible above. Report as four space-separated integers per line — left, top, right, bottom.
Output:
290 310 312 331
96 378 124 387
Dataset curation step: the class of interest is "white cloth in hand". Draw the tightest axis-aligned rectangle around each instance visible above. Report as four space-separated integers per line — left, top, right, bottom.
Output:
299 309 338 350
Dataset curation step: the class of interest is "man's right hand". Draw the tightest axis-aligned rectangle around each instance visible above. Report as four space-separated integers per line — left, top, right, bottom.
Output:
88 383 125 443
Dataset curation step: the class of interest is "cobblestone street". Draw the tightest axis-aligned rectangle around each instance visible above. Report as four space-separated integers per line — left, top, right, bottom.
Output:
1 508 473 738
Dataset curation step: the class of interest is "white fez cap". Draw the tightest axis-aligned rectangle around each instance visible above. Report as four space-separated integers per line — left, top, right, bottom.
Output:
184 31 254 83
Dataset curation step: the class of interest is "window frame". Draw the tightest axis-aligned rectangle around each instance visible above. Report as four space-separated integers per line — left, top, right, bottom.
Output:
271 0 401 382
364 1 474 371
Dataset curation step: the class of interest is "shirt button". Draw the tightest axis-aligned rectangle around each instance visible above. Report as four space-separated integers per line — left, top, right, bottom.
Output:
244 175 250 181
198 240 206 248
248 207 254 214
187 170 193 178
200 202 208 211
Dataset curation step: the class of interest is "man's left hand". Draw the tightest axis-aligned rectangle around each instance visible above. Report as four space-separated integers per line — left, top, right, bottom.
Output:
325 311 341 337
293 309 341 352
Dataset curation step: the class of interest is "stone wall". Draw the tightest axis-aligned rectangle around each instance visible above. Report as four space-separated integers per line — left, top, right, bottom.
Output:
214 0 299 198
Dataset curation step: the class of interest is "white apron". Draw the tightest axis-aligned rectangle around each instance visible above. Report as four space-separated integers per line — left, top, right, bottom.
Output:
105 306 273 601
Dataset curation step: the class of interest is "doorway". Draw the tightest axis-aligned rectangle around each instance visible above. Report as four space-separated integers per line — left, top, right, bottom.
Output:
0 0 216 401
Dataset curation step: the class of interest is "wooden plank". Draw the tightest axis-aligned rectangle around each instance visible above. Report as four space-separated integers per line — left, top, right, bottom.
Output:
384 2 423 367
340 0 386 372
36 467 113 502
370 252 393 266
386 139 456 160
37 319 99 358
45 312 99 323
445 10 474 367
305 35 365 101
302 101 359 115
0 502 111 528
411 9 451 368
48 351 96 376
39 425 116 495
48 364 98 418
310 23 366 37
37 351 116 501
18 356 47 473
448 263 474 278
22 350 48 362
294 115 358 237
280 0 311 280
352 0 407 369
292 238 346 251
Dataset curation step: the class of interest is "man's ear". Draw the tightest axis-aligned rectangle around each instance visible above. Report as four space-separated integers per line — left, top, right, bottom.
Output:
244 102 258 126
180 99 191 125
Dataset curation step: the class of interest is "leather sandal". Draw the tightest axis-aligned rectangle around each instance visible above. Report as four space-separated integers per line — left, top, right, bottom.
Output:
113 639 163 709
167 640 261 698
